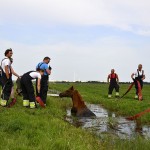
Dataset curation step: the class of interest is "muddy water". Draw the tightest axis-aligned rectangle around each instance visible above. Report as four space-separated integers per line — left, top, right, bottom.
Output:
65 104 150 139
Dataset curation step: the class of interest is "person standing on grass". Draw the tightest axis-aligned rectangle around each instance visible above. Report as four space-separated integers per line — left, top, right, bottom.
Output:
107 69 120 98
20 69 44 108
0 66 2 95
0 66 2 86
0 49 20 107
9 58 20 101
131 64 145 99
36 57 52 106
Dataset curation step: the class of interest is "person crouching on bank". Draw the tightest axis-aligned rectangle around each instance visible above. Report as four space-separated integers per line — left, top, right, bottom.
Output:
20 69 44 108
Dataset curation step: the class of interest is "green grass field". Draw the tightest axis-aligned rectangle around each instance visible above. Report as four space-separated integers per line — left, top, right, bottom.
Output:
50 82 150 123
0 82 150 150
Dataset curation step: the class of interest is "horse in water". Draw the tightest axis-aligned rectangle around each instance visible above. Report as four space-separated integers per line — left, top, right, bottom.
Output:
59 86 96 117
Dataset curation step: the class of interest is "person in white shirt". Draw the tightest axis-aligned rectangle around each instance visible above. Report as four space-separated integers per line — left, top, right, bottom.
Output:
131 64 145 99
20 69 44 108
0 49 20 107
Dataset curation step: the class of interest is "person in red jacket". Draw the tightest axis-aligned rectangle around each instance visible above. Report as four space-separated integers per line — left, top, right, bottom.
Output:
107 69 119 98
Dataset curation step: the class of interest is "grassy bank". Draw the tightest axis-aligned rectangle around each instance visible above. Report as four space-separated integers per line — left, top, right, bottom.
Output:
0 95 101 150
0 82 150 149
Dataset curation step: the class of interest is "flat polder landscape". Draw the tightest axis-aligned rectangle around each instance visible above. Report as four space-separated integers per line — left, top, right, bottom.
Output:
0 82 150 150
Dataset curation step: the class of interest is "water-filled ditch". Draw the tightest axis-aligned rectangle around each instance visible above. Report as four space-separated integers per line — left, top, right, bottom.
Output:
47 91 150 139
65 104 150 139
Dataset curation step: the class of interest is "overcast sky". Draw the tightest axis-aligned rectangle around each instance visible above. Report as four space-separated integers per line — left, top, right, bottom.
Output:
0 0 150 82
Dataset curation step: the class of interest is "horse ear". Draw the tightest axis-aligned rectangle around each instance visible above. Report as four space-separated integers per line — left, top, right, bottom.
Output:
70 86 74 90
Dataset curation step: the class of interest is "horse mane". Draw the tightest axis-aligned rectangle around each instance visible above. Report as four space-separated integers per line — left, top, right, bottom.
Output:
73 90 86 108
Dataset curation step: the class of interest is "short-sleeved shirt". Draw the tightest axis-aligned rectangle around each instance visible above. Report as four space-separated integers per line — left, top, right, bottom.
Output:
133 70 144 78
36 62 49 76
1 57 11 73
29 72 41 79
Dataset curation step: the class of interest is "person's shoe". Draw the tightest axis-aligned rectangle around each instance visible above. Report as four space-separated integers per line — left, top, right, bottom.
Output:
134 95 138 99
115 92 119 97
108 95 112 98
23 100 29 107
30 102 36 109
1 99 7 107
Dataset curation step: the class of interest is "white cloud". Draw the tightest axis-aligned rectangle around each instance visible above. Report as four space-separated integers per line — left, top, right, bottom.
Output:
0 37 149 82
0 0 150 82
1 0 150 35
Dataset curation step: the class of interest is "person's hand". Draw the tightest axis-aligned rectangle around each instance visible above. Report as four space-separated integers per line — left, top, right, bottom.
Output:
49 66 52 70
6 77 10 81
37 93 40 97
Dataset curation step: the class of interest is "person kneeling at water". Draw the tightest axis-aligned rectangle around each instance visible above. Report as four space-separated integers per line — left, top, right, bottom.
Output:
20 69 44 108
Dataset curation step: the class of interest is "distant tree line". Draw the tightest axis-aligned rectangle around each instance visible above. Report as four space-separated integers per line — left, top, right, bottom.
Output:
49 81 150 84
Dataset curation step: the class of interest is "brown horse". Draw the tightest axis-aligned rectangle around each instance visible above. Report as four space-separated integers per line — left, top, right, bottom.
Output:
59 86 96 117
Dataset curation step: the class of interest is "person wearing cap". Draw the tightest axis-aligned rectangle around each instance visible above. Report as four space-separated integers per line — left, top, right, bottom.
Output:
36 57 52 106
131 64 145 99
107 69 120 98
20 69 44 108
0 49 20 106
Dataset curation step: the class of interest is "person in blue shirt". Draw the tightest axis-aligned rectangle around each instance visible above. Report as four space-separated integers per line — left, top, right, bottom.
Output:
36 57 52 106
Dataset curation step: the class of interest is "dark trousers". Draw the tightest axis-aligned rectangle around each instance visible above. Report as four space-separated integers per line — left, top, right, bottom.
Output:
1 75 12 100
0 76 2 86
36 75 48 104
135 80 143 95
21 75 35 102
108 82 119 94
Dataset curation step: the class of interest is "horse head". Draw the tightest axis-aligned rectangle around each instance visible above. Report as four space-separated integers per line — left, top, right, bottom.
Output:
59 86 96 117
59 86 74 98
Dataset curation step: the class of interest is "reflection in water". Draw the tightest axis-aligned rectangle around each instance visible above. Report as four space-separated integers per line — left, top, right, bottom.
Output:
65 104 150 139
47 93 59 97
47 89 60 97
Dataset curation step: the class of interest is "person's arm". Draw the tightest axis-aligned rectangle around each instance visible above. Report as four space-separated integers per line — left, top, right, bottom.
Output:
142 71 145 80
116 74 119 83
37 78 41 94
46 69 51 75
11 66 20 78
45 64 51 75
5 65 10 79
131 73 134 79
107 75 110 83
